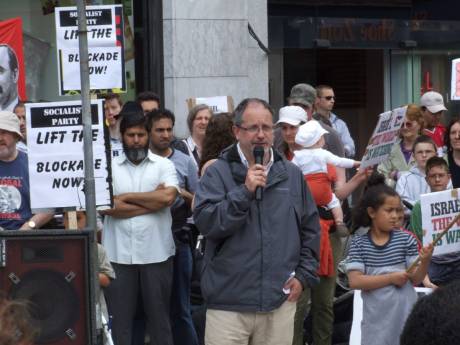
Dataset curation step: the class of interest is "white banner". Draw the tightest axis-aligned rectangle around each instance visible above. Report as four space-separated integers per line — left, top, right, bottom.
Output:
360 106 406 169
451 58 460 101
55 5 125 95
26 100 111 210
350 288 432 344
61 47 123 91
421 188 460 255
187 95 234 113
195 96 232 113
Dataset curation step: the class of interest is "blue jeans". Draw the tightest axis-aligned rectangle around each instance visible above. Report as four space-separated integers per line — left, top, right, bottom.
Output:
171 243 199 345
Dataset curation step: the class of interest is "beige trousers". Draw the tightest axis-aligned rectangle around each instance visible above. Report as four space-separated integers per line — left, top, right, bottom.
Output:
205 300 296 345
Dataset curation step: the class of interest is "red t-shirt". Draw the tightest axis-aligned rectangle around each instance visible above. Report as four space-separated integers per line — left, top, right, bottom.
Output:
423 125 446 148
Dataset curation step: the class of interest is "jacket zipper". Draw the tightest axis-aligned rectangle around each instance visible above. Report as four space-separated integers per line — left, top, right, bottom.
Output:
257 201 263 311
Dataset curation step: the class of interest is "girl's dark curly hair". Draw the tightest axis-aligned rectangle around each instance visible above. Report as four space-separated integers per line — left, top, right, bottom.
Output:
352 172 400 230
199 113 236 175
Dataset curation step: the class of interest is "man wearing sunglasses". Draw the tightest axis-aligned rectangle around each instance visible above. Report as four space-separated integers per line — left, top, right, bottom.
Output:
286 83 345 159
315 85 355 158
420 91 447 154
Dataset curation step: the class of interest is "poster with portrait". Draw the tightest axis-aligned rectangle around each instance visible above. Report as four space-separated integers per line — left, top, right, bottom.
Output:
55 5 126 95
0 17 26 111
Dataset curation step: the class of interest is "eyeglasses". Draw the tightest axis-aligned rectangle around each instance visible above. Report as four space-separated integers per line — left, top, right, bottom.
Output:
321 96 335 101
427 173 448 179
237 124 274 134
401 121 415 129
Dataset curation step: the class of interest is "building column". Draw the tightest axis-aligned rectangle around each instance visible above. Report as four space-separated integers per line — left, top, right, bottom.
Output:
163 0 269 137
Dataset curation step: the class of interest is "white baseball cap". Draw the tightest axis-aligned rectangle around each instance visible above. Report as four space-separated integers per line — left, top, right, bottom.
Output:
295 120 328 148
420 91 447 113
276 106 307 126
0 111 23 139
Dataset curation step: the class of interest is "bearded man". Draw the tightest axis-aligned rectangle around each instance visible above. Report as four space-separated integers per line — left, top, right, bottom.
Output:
101 110 179 345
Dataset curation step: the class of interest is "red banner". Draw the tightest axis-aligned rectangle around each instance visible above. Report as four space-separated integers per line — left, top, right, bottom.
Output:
0 17 26 111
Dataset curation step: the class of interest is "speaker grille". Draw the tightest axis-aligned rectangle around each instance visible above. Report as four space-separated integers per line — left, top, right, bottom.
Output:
22 244 64 263
9 269 80 343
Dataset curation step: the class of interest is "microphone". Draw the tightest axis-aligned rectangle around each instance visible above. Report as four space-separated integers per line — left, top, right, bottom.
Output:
253 146 265 201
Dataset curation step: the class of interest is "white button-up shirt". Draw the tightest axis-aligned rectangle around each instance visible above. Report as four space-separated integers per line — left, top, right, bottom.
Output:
102 151 179 264
236 143 274 174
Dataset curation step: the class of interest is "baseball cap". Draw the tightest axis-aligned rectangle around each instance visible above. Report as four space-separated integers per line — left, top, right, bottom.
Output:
276 106 307 126
420 91 447 113
295 120 328 148
288 83 317 108
0 110 23 139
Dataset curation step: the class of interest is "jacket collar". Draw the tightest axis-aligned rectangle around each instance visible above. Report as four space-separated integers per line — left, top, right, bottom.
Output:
223 143 284 163
409 165 425 176
221 144 287 185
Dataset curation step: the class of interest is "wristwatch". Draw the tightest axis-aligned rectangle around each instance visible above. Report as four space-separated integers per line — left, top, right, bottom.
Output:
27 220 36 229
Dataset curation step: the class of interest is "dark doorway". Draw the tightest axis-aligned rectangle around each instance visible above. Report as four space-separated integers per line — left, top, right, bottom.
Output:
283 48 384 156
133 0 164 102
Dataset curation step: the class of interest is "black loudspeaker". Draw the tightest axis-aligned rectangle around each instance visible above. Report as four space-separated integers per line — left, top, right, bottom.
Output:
0 230 94 345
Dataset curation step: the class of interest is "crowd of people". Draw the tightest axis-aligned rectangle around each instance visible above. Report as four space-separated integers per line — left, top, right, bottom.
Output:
1 81 460 345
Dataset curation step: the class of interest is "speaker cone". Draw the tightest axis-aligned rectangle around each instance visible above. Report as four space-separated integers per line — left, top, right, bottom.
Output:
9 269 80 343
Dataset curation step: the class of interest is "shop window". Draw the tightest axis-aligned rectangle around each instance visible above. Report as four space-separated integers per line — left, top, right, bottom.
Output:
390 50 460 122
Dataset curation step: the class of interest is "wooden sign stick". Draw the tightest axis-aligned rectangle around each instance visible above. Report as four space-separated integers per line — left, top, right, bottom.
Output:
406 213 460 273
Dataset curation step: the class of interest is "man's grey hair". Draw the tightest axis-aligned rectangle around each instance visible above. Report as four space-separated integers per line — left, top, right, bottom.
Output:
233 98 274 126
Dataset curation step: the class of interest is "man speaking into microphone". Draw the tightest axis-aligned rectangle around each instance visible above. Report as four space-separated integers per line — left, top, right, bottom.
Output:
193 98 320 345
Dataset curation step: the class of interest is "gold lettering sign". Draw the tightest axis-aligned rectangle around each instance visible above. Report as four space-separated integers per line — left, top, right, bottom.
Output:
319 19 395 43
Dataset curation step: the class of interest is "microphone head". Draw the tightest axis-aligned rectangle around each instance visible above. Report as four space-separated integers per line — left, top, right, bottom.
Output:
253 146 265 163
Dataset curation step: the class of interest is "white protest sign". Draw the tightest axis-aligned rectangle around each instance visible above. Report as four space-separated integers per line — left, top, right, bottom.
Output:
61 48 122 90
421 189 460 255
26 100 111 210
195 96 232 113
350 288 432 345
55 5 125 95
360 106 406 169
186 96 234 114
451 58 460 101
